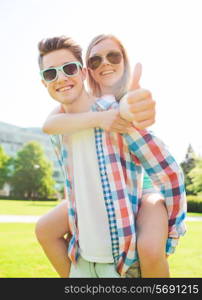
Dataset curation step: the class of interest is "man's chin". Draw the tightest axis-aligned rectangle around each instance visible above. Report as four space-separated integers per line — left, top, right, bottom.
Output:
61 97 76 105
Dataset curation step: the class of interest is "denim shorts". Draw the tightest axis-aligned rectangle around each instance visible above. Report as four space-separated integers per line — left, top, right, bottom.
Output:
69 256 120 278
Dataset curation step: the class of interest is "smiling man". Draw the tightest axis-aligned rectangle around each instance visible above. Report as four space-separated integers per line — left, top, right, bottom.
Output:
40 42 93 112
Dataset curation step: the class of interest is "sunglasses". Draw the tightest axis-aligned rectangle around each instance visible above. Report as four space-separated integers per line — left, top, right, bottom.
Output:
40 61 82 82
87 51 122 70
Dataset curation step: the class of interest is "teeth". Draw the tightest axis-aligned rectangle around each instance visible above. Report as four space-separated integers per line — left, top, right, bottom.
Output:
58 86 72 92
101 70 114 75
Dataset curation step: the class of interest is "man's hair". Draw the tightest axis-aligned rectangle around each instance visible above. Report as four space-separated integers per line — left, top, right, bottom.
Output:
38 36 83 69
85 34 131 101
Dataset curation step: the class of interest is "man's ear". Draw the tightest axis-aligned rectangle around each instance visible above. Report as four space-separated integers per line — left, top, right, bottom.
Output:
81 67 87 80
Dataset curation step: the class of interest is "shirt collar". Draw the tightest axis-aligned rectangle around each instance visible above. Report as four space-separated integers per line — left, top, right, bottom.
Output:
93 94 117 111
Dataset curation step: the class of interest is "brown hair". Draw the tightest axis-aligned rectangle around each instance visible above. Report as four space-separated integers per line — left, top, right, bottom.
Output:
38 36 83 69
85 34 131 101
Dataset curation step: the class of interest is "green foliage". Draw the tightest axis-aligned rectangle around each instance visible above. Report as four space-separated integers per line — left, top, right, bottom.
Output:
180 144 196 195
10 141 56 199
187 157 202 195
0 145 10 188
187 195 202 213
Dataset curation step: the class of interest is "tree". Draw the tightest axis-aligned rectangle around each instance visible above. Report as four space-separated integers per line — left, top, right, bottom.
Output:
0 145 10 188
180 144 196 194
10 141 56 199
187 157 202 195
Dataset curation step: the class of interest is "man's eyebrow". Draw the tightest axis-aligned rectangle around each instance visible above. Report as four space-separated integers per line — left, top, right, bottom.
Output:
45 61 73 68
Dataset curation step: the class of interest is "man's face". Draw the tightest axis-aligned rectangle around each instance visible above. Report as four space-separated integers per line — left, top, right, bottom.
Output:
41 49 86 106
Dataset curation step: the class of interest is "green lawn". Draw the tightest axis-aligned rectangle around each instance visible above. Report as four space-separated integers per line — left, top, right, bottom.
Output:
0 200 59 215
0 223 58 278
0 221 201 278
1 199 201 217
169 222 202 277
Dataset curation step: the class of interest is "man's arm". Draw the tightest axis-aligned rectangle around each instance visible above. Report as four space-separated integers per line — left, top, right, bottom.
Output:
42 105 132 135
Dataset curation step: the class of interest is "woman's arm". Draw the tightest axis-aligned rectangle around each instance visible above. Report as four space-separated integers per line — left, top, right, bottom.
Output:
42 105 132 135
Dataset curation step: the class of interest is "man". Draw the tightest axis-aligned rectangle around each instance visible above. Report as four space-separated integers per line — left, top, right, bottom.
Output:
36 36 186 278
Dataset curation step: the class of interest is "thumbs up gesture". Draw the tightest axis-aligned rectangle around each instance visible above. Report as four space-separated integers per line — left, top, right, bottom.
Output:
119 63 156 129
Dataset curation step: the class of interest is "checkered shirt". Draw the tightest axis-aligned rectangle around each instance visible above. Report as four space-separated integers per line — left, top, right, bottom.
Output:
50 96 187 277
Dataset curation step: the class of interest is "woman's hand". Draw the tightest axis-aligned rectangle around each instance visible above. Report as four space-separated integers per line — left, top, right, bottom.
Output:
119 63 156 129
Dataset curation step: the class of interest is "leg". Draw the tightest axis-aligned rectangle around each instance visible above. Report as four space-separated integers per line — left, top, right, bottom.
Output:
35 200 71 278
136 193 170 278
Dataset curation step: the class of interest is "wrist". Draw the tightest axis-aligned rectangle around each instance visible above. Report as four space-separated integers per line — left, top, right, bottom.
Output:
91 111 104 128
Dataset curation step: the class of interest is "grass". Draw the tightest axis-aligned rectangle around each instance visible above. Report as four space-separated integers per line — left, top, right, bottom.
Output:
1 199 201 217
0 223 58 278
0 221 201 278
169 222 202 277
0 200 201 278
187 212 202 217
0 199 59 215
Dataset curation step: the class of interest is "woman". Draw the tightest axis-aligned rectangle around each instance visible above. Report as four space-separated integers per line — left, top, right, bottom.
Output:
36 34 185 278
85 34 170 277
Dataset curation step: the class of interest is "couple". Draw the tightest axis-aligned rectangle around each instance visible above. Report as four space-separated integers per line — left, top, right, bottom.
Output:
35 34 187 278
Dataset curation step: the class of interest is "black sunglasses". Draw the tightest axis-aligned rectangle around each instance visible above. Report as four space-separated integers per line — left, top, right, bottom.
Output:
40 61 82 82
87 51 122 70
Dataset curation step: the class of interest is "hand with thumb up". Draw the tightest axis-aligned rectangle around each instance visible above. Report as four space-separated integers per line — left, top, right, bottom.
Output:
119 63 156 129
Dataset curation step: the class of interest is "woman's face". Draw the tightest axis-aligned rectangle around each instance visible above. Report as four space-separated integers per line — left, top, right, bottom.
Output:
88 38 124 95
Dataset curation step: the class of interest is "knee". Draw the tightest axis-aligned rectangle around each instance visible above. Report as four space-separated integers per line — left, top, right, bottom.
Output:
137 237 165 265
35 215 50 244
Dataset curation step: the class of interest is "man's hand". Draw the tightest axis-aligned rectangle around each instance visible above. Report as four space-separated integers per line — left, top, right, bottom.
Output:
119 63 156 129
98 109 132 133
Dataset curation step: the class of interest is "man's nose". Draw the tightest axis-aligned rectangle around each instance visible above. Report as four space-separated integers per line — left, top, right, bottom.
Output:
57 70 69 80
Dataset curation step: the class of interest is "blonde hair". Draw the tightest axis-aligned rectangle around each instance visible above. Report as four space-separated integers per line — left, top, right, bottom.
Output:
85 34 131 101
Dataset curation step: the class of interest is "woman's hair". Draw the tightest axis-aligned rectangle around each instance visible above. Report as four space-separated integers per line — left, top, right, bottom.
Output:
38 36 83 69
85 34 131 101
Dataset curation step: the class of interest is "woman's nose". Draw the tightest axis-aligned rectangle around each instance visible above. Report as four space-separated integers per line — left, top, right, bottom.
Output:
101 56 109 65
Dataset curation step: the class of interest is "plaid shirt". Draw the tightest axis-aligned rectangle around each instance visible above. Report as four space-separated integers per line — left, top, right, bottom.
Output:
50 96 187 277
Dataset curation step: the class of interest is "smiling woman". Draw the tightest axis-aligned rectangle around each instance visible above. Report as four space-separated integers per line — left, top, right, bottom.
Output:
86 34 130 101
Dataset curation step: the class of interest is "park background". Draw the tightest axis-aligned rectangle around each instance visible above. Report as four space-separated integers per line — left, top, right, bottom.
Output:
0 0 202 278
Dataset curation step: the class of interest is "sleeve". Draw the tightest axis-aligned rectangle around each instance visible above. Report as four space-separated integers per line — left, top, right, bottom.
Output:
124 127 187 255
50 134 71 190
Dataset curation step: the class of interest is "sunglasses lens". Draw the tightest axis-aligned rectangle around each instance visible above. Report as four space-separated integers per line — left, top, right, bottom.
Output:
107 52 122 64
43 69 57 81
88 56 102 70
63 63 79 76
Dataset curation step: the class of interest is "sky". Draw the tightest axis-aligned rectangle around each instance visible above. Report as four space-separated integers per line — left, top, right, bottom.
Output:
0 0 202 163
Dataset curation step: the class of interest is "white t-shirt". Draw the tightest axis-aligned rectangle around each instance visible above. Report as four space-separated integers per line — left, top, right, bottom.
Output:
70 129 113 263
